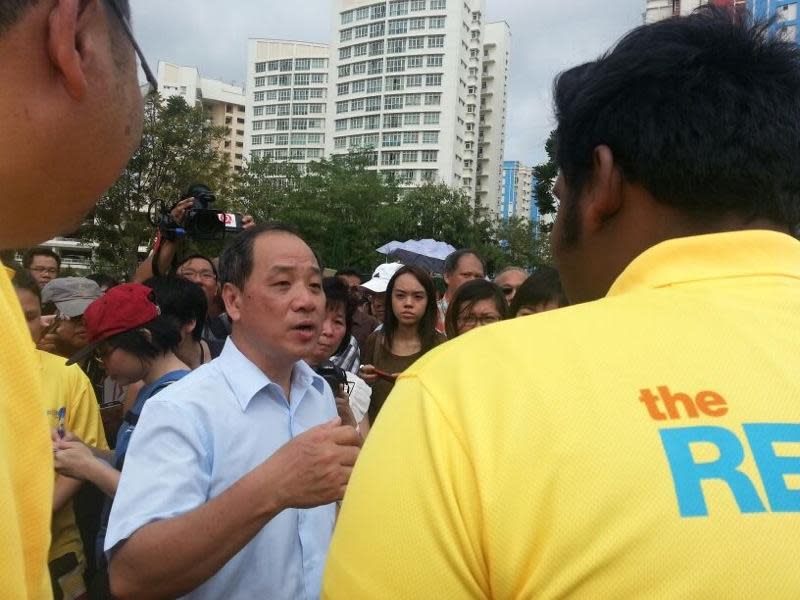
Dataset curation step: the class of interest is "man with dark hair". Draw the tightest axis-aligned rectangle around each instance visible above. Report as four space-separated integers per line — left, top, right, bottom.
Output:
0 1 147 593
106 223 361 599
437 249 486 333
23 248 62 289
325 9 800 597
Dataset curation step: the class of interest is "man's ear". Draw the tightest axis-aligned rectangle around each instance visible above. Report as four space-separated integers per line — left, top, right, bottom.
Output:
581 145 624 235
221 283 242 322
47 0 103 101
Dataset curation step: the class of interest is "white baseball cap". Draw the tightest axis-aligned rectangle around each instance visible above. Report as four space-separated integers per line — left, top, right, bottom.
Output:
360 262 403 294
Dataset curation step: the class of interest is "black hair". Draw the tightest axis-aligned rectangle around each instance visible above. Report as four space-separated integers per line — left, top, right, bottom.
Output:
443 249 486 277
554 7 800 233
510 267 568 316
335 268 363 281
11 267 41 302
144 276 208 342
0 0 130 37
219 222 312 291
444 279 508 339
177 254 218 277
322 276 355 356
383 265 438 353
88 273 119 290
22 248 61 269
104 315 181 360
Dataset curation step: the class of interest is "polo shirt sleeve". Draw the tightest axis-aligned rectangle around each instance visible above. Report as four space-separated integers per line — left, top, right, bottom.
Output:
66 364 109 452
322 374 488 599
104 397 211 558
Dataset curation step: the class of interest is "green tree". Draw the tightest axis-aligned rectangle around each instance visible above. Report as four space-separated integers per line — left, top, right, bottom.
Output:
80 94 233 278
532 130 559 221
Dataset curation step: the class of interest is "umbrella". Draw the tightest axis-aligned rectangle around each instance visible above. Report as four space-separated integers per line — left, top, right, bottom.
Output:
387 239 456 274
376 240 404 255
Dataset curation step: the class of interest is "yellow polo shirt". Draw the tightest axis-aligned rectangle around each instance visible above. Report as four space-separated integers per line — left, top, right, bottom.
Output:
324 230 800 599
39 349 109 564
0 267 52 599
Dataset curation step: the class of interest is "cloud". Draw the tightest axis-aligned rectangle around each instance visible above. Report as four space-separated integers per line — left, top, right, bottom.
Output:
132 0 644 166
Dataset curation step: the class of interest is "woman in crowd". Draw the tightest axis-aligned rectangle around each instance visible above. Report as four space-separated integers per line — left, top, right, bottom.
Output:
360 265 445 422
510 266 569 317
305 277 372 437
444 279 509 339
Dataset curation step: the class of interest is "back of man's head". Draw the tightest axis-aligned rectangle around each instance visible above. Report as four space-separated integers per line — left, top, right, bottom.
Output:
554 7 800 231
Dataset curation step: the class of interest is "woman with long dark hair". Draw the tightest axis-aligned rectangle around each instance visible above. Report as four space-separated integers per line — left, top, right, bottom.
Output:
444 279 508 338
360 265 445 422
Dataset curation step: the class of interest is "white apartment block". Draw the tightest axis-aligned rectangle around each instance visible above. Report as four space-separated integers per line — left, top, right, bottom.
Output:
157 61 247 171
476 21 509 215
245 40 330 168
326 0 496 202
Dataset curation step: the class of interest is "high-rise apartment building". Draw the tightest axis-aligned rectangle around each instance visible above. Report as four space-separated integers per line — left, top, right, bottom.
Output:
645 0 747 22
157 61 247 171
751 1 800 42
501 160 538 222
245 40 330 168
476 21 510 215
327 0 507 207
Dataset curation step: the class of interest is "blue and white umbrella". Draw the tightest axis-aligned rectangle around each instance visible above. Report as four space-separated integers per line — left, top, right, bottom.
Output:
383 239 457 274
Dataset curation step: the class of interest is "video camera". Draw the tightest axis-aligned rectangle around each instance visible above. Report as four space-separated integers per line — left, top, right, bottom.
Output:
315 361 349 396
151 183 244 242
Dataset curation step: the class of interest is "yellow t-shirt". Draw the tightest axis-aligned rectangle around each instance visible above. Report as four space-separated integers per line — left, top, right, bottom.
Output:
39 349 109 564
0 267 52 599
324 230 800 599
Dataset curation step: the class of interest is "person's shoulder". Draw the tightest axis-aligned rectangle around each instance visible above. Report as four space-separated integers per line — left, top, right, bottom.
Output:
35 349 87 380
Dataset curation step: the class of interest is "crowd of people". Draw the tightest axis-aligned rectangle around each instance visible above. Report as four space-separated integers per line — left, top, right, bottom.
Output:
2 2 800 599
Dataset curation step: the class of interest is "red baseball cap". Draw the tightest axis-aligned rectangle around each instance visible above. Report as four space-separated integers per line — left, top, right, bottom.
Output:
66 283 160 365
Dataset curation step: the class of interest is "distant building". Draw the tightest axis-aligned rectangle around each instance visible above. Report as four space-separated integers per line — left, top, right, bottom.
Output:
501 161 538 222
750 0 800 42
644 0 747 23
157 61 247 172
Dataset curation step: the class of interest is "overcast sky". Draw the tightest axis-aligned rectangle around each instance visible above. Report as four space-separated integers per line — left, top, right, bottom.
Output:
132 0 644 164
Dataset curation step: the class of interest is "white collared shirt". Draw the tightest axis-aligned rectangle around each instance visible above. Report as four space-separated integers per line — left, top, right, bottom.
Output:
105 338 337 599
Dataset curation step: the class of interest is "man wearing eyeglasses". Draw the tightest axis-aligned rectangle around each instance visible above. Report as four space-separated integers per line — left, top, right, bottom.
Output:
23 248 62 289
0 0 150 596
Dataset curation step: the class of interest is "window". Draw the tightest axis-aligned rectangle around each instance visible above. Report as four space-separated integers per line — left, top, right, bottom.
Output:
403 150 419 162
307 148 322 159
384 114 403 128
403 131 419 143
311 58 327 69
470 48 479 58
335 136 347 149
387 57 405 72
255 76 265 87
368 59 384 75
341 28 353 42
264 135 275 145
356 6 370 20
389 1 409 16
310 103 324 114
252 120 264 131
399 169 416 183
382 150 401 164
352 79 366 93
367 78 383 93
293 104 309 116
336 101 349 113
354 43 368 57
386 76 404 91
308 119 323 130
466 103 475 113
425 93 441 105
388 19 408 35
254 91 265 102
253 106 264 116
420 169 437 181
255 62 266 73
353 61 367 75
430 0 446 8
340 47 352 60
365 96 382 111
310 88 325 98
426 74 442 86
296 58 311 71
429 16 445 28
424 112 440 124
407 74 423 87
371 4 386 19
276 105 290 116
427 54 443 67
266 90 278 100
279 59 293 71
290 148 306 160
410 17 425 30
349 135 364 148
310 73 326 83
365 115 381 129
294 89 309 101
388 38 407 54
267 60 280 71
350 116 364 128
278 89 291 101
423 131 439 143
338 65 351 78
355 24 369 38
351 98 365 111
408 36 425 50
276 119 290 131
294 74 310 86
369 40 384 56
404 112 421 125
406 94 422 106
364 133 380 146
252 135 263 147
385 95 404 110
408 55 424 68
336 119 348 131
337 83 350 96
422 150 438 162
369 22 385 37
428 35 445 48
342 10 354 24
467 85 476 94
307 134 322 144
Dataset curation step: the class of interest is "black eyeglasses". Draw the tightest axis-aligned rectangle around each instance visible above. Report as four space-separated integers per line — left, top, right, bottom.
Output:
106 0 157 95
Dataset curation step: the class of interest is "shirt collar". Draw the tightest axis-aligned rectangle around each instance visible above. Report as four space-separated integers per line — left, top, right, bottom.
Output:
607 230 800 298
217 337 326 411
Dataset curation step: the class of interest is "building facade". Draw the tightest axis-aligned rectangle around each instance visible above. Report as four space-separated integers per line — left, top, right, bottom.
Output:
476 21 510 215
645 0 747 22
245 40 330 167
750 1 800 42
326 0 509 207
157 61 247 171
501 160 538 222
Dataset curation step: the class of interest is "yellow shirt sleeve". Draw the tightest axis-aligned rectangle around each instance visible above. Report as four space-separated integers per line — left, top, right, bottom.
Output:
66 364 109 451
323 373 489 599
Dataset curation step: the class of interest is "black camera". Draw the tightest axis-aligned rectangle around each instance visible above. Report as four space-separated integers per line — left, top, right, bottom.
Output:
315 361 349 396
184 184 243 242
